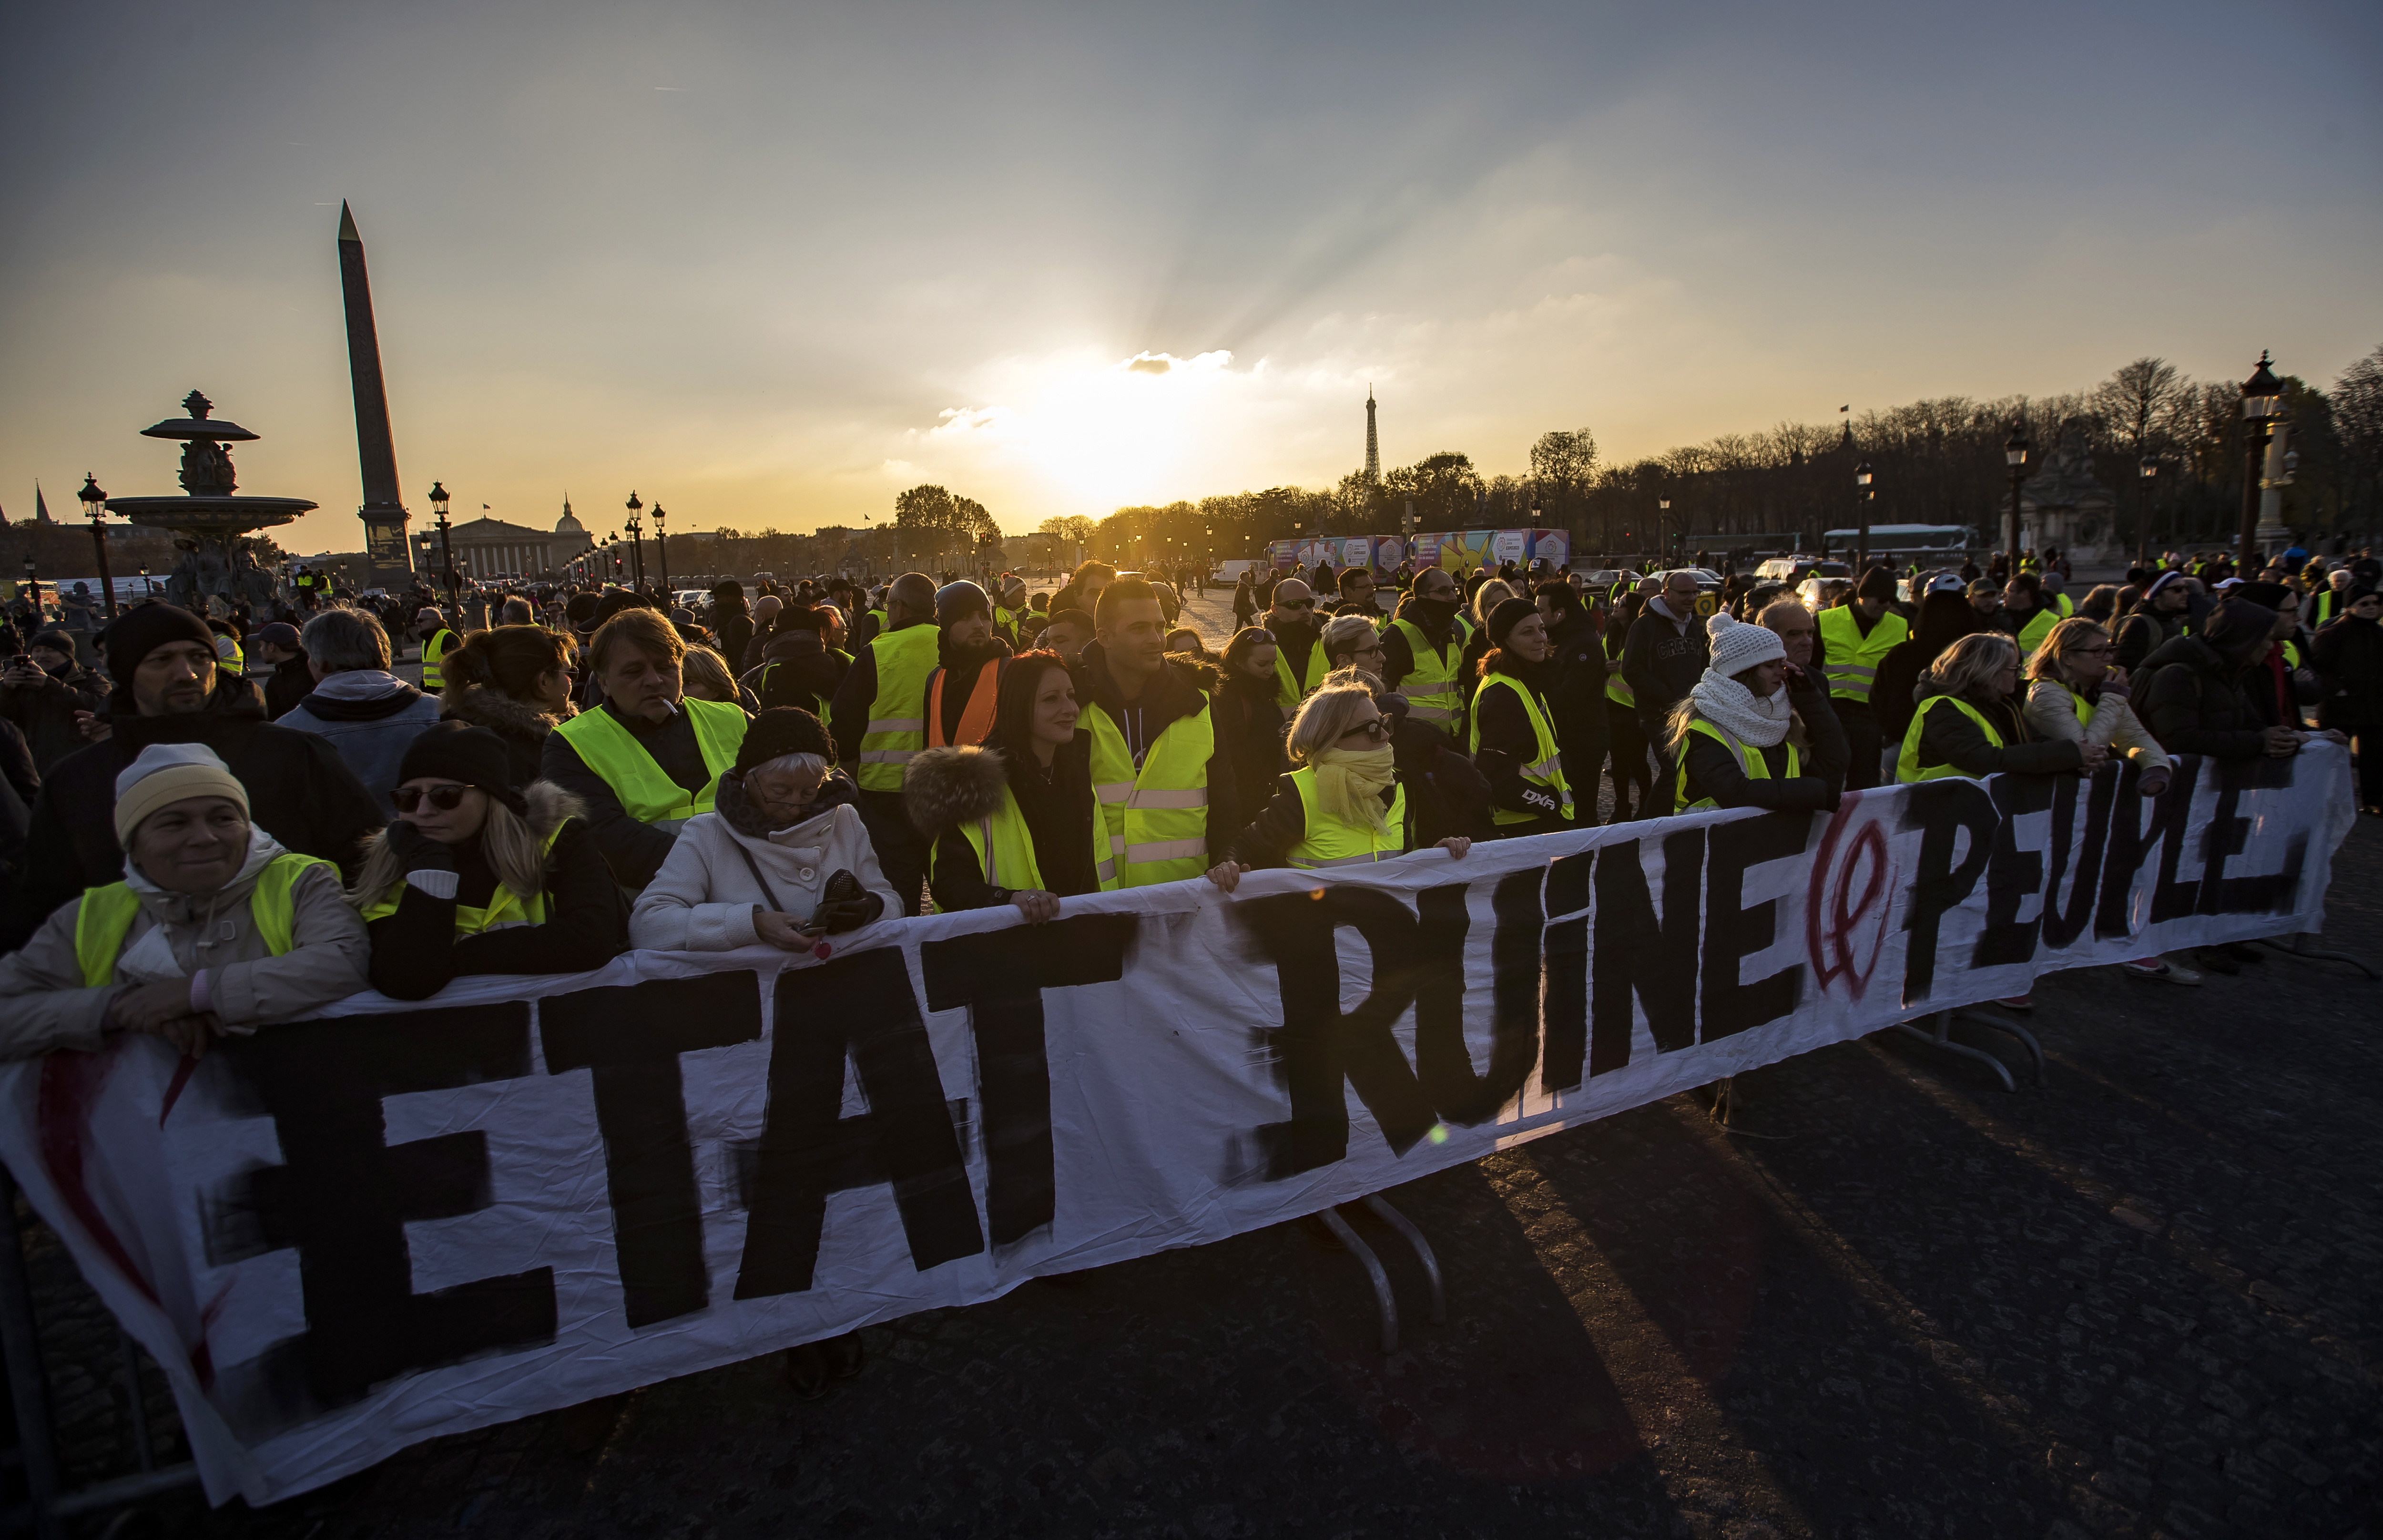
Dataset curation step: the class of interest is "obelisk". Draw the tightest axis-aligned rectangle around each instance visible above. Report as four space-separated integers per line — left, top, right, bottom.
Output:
338 202 414 584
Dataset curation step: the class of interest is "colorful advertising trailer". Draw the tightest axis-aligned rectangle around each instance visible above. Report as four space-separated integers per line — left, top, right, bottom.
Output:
1409 528 1570 574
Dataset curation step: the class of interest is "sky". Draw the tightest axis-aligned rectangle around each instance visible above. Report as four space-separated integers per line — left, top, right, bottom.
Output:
3 0 2380 557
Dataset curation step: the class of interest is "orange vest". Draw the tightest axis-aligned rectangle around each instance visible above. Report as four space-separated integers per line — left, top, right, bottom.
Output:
927 658 1006 747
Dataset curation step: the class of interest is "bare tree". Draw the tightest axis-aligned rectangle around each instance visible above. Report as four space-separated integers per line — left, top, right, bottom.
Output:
2333 345 2383 520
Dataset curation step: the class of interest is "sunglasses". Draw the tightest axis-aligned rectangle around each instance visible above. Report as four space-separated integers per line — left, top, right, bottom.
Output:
1275 599 1314 610
1338 719 1389 744
392 784 473 813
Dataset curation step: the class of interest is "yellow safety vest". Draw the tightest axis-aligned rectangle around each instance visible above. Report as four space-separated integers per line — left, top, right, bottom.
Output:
2054 592 2075 618
2309 589 2344 629
216 635 247 677
2054 682 2094 732
1604 635 1634 706
1467 673 1575 827
1815 606 1907 704
421 628 457 690
1085 696 1215 886
552 697 746 831
1273 640 1327 711
1896 694 2005 783
1285 767 1408 867
359 823 567 934
1387 618 1468 732
1673 719 1800 811
935 779 1117 894
854 623 940 792
2008 607 2059 660
74 853 326 987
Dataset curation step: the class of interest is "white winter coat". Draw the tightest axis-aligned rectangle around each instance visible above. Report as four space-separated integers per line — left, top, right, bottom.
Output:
628 794 900 952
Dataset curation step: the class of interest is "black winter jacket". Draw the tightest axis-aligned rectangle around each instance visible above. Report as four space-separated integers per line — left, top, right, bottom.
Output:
1907 688 2082 779
2138 635 2268 761
2311 614 2383 728
538 700 729 889
1621 601 1709 714
0 661 109 773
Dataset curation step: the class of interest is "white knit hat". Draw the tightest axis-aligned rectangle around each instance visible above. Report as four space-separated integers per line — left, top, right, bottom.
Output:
1705 612 1785 676
113 743 248 845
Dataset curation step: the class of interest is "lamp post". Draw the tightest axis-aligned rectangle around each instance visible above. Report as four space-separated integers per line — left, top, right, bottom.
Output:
2237 352 2283 570
1853 462 1874 575
429 481 457 611
2003 424 2030 578
1658 499 1670 564
2137 456 2159 569
78 472 117 620
20 555 37 622
624 492 645 590
652 503 669 596
138 565 151 598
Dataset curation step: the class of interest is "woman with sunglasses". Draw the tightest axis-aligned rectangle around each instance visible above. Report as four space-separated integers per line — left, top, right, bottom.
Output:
1206 679 1470 888
2023 618 2173 795
349 723 627 1001
1215 626 1289 813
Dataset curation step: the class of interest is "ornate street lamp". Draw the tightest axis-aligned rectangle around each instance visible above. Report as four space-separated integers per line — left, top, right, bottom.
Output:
1853 462 1874 575
2238 352 2282 570
78 472 117 619
2003 424 2030 578
20 554 37 621
624 491 645 589
2137 455 2159 568
652 502 669 595
429 481 457 609
1658 498 1670 562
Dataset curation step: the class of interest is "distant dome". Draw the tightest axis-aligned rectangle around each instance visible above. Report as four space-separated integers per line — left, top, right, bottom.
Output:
554 497 585 535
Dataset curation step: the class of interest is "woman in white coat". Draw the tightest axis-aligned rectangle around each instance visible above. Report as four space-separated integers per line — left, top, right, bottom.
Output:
630 708 899 955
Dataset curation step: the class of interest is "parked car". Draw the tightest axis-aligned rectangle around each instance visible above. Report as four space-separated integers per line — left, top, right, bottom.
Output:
1796 575 1853 612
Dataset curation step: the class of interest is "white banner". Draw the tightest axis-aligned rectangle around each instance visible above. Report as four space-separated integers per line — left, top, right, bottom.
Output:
0 747 2352 1506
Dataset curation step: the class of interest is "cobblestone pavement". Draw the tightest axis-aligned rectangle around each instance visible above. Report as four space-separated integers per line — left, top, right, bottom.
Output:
14 588 2377 1539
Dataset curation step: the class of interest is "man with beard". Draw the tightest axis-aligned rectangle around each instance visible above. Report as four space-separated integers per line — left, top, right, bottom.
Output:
1071 578 1240 887
1330 566 1388 621
922 581 1014 748
828 571 942 915
1815 567 1909 789
2114 570 2197 673
1264 578 1328 710
1380 565 1472 738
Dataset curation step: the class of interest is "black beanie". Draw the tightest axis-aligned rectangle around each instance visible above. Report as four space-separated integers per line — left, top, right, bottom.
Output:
734 706 835 774
100 603 217 685
935 581 992 628
1485 597 1538 648
397 722 528 813
1857 566 1898 601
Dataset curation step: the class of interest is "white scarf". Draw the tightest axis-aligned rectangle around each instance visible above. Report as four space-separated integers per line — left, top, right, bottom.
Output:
1688 672 1793 749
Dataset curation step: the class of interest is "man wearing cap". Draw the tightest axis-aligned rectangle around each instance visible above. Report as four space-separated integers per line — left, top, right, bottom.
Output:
2114 570 2197 673
1815 567 1909 789
0 628 110 772
3 603 383 952
922 581 1013 749
827 572 942 914
248 621 312 720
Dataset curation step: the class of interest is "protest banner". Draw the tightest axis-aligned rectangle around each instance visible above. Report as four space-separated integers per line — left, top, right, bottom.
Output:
0 747 2352 1505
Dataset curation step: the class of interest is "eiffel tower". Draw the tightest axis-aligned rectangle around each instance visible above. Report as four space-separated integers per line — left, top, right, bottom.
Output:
1364 387 1381 483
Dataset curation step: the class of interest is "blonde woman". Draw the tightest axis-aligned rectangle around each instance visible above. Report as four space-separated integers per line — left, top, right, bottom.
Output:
1896 632 2096 784
1205 679 1470 890
2023 618 2173 797
679 643 757 711
351 723 626 1000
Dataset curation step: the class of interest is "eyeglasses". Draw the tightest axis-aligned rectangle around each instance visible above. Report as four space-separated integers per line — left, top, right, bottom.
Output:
392 784 472 813
1338 719 1389 744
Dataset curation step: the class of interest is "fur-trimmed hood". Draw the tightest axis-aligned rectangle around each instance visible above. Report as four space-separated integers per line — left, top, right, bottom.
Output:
441 681 574 743
523 778 587 841
902 744 1010 836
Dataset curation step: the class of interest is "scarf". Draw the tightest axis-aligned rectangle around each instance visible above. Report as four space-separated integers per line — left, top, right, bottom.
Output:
1688 671 1793 748
1309 745 1395 835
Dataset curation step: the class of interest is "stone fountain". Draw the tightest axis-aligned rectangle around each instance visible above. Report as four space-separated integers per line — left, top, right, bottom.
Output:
102 390 318 613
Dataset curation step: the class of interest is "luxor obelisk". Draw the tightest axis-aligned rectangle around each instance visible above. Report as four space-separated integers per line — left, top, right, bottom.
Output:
337 202 415 585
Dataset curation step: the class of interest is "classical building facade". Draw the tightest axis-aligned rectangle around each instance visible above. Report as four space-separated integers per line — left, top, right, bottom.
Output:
411 499 593 581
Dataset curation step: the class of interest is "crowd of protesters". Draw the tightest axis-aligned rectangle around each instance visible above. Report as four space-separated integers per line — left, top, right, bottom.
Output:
0 533 2373 1401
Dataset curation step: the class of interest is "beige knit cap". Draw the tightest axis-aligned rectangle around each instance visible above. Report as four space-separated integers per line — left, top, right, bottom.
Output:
112 744 249 846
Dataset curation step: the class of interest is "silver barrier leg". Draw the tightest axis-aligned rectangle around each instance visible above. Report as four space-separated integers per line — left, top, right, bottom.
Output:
1317 1209 1399 1355
2254 931 2381 980
116 1334 152 1474
1358 1196 1447 1327
1953 1006 2047 1084
0 1167 63 1540
1893 1011 2018 1094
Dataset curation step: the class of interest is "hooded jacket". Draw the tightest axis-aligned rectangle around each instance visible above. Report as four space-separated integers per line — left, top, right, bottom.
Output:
628 769 898 950
2 683 385 953
1214 668 1288 816
2139 600 2280 762
1621 596 1710 714
359 782 627 999
2311 610 2383 728
440 682 575 790
906 735 1100 910
1874 593 1987 744
1542 602 1612 788
742 627 851 717
276 670 445 808
0 827 369 1060
2113 595 2193 673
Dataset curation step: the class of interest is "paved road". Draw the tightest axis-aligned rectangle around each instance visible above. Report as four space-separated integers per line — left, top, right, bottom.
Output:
18 597 2379 1540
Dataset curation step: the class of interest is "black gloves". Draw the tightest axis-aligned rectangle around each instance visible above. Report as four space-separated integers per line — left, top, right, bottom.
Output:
813 869 885 934
386 820 455 873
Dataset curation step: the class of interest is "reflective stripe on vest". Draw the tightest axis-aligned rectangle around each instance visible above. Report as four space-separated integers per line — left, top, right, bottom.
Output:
1389 618 1466 729
1273 643 1325 711
73 852 327 987
943 782 1118 893
359 824 567 933
1467 673 1576 826
2011 607 2060 659
856 623 941 791
1085 698 1214 886
1673 719 1800 812
926 657 1005 748
421 629 456 690
552 697 747 830
1815 606 1907 704
1896 694 2006 783
1286 766 1407 867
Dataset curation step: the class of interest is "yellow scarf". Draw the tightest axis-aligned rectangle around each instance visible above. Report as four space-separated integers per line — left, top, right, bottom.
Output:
1309 745 1395 835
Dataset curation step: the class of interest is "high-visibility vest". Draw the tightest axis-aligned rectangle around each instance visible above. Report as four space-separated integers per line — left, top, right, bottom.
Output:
855 623 940 792
926 657 1006 748
866 607 888 635
1815 606 1908 704
215 634 247 677
1674 719 1801 811
1896 694 2005 783
1285 766 1408 868
1085 696 1215 886
1467 673 1575 827
1387 618 1467 732
2309 589 2345 629
74 852 327 987
1604 633 1634 706
2010 606 2059 659
2050 681 2095 733
1273 639 1326 711
935 778 1117 894
421 628 457 689
993 605 1022 644
552 697 746 832
359 824 567 933
2054 592 2075 618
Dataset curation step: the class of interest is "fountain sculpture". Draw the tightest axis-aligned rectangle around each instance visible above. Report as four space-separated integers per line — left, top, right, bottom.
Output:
102 391 318 613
